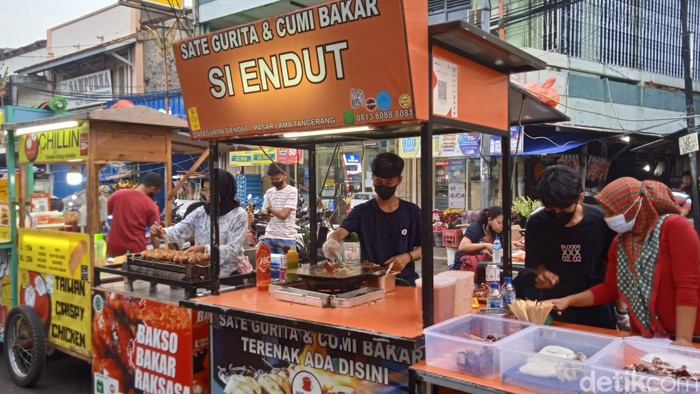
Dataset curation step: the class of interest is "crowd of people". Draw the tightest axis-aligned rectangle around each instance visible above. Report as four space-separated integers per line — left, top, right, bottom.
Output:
448 165 700 345
105 158 700 345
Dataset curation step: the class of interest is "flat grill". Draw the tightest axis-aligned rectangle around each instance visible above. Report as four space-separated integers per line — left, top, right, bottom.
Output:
286 264 383 294
94 254 253 297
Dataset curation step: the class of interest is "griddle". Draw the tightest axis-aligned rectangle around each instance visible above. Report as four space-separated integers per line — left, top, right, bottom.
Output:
286 265 379 294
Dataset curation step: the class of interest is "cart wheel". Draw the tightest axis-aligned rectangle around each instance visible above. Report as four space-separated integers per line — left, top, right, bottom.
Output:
3 305 46 387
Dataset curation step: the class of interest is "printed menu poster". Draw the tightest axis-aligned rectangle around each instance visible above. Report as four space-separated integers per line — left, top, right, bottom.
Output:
432 57 458 118
17 229 91 355
210 314 423 394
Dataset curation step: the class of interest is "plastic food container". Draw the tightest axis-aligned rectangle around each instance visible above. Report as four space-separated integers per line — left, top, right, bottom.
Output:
416 276 457 324
588 338 700 394
498 325 619 393
437 271 474 316
424 314 534 379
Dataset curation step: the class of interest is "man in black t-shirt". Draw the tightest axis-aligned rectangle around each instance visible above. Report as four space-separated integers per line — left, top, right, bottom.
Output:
323 153 422 285
524 165 616 329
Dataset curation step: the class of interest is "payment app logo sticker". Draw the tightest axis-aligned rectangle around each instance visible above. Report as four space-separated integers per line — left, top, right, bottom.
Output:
365 97 377 111
376 91 392 110
343 110 356 125
350 89 365 109
399 94 412 108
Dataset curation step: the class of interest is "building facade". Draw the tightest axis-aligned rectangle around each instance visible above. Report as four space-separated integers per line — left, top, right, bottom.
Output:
6 3 189 111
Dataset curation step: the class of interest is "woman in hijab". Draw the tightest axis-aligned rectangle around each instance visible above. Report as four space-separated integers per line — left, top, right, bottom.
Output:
151 169 249 277
551 177 700 346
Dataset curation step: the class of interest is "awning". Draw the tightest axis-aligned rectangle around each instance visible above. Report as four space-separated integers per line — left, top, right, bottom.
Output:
521 132 599 156
16 37 137 75
429 20 546 74
509 83 570 126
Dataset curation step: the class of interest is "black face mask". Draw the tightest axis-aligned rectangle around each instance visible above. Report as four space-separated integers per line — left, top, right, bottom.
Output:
271 180 284 189
374 184 397 200
546 209 575 227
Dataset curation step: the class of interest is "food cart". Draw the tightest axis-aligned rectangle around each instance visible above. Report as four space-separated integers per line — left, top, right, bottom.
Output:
167 0 575 392
0 105 226 392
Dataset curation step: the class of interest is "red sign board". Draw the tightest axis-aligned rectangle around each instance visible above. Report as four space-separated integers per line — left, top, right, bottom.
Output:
92 290 210 394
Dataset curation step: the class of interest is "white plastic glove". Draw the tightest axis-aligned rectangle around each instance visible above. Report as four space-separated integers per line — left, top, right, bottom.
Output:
322 239 342 260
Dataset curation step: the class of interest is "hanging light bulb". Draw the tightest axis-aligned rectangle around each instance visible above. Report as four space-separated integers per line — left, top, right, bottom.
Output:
642 164 651 172
66 166 83 186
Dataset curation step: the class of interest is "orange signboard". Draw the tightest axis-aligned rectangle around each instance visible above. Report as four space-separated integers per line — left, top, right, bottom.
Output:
173 0 427 139
431 45 509 132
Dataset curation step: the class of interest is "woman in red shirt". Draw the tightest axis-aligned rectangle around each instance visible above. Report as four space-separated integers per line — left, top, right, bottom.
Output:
551 177 700 347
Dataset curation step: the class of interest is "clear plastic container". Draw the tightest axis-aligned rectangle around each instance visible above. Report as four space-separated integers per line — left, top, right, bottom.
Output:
416 276 456 324
588 338 700 394
436 271 474 316
424 314 534 379
498 325 619 393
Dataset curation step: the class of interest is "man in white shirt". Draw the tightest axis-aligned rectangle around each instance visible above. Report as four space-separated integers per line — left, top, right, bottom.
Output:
261 162 299 254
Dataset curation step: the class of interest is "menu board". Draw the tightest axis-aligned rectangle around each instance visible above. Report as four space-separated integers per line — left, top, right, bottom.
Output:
17 229 91 354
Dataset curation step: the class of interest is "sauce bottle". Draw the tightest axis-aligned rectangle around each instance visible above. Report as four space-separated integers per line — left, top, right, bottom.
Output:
256 244 271 291
286 248 299 281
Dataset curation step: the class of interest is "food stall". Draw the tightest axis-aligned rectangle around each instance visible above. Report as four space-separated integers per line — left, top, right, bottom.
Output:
0 105 230 392
166 0 577 392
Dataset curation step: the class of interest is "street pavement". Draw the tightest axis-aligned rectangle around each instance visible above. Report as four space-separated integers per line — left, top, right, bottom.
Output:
0 345 92 393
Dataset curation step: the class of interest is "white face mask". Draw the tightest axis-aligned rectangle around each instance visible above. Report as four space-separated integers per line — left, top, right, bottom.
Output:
604 196 642 233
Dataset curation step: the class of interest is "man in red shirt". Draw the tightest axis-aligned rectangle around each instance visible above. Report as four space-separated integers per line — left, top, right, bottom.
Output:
107 172 163 256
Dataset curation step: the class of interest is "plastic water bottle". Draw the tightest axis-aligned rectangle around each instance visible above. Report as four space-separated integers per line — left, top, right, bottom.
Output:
501 276 516 305
487 283 504 309
492 236 502 264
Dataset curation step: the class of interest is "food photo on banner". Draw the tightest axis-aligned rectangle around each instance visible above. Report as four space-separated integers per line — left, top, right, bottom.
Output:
210 315 423 394
17 229 92 354
91 290 210 394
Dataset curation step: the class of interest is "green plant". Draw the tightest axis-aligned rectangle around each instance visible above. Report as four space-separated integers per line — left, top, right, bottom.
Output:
346 232 360 242
513 196 542 219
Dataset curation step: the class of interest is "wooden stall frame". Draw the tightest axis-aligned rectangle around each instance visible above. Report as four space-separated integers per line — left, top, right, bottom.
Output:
0 106 187 366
